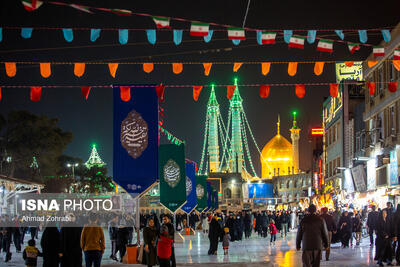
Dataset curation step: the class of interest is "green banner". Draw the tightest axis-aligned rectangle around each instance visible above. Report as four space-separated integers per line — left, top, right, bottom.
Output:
159 144 187 213
211 188 216 211
195 175 207 213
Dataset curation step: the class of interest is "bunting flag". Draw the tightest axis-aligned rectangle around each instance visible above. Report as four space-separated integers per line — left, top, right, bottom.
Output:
70 4 93 13
181 161 197 214
22 0 43 12
203 63 212 76
81 86 91 100
143 63 154 73
283 30 293 44
155 84 165 100
195 175 207 213
90 29 101 42
227 85 236 99
0 28 2 42
259 85 270 98
228 28 245 40
367 82 375 95
388 81 398 93
146 29 156 45
261 31 276 44
288 62 298 76
314 61 324 76
108 63 119 77
193 86 203 101
172 63 183 74
112 9 132 16
373 46 385 57
394 49 400 60
358 30 368 43
0 87 2 101
40 63 51 78
232 39 241 46
62 28 73 42
329 83 339 97
295 84 305 98
261 62 271 76
368 60 378 68
381 29 391 43
173 30 183 45
113 84 158 198
348 42 360 54
288 36 305 49
190 22 209 37
30 86 42 101
5 62 17 77
120 86 131 101
119 29 129 45
74 63 85 77
233 62 243 72
21 28 33 39
393 60 400 71
203 30 213 43
334 30 344 40
317 39 333 53
152 16 170 28
159 144 187 213
307 30 317 44
345 61 354 67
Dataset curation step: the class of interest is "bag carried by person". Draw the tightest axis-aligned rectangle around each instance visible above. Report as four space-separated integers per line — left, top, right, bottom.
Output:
137 242 144 264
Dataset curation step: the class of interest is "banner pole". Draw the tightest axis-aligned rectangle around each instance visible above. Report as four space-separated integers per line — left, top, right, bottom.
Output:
136 198 140 245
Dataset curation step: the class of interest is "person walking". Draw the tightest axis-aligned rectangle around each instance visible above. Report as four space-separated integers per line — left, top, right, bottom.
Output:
353 214 362 246
376 209 394 266
222 227 231 255
280 211 289 238
60 214 83 267
108 216 118 261
80 213 105 267
157 225 172 267
338 211 352 248
393 204 400 265
208 215 221 255
161 215 176 267
368 205 380 247
320 207 336 261
41 226 61 267
143 218 158 267
116 223 130 262
268 219 277 245
296 204 329 267
22 239 42 267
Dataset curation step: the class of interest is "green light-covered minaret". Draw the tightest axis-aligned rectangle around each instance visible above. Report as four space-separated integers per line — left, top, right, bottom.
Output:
229 78 244 173
207 85 220 172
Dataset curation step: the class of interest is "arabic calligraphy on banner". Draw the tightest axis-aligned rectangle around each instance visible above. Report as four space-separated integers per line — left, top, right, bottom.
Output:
335 62 363 83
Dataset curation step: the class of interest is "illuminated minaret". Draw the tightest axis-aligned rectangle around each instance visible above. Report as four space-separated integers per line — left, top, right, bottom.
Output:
290 111 301 173
207 85 220 172
229 79 244 173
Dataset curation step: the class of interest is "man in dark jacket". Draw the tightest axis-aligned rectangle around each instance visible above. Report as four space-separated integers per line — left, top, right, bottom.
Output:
60 214 83 267
296 204 328 267
320 207 336 261
208 216 221 255
367 205 379 246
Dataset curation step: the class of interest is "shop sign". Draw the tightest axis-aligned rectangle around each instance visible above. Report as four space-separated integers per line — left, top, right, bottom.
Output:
335 62 363 83
351 165 367 192
389 150 399 186
343 169 355 193
367 159 377 190
323 89 343 125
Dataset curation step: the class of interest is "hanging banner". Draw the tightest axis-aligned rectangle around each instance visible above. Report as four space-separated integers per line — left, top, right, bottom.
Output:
212 189 219 211
390 149 399 186
195 175 207 213
205 181 212 212
113 84 158 198
181 161 197 214
159 144 187 213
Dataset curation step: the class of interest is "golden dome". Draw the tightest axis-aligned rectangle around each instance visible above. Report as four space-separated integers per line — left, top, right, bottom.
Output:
260 116 293 178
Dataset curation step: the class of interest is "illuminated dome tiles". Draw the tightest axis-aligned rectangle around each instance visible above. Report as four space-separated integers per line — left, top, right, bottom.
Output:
261 134 293 178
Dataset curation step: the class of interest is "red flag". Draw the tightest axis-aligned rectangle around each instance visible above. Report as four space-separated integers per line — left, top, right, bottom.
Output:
345 61 354 67
156 84 165 100
120 86 131 102
388 81 398 93
367 82 375 95
259 85 270 98
193 86 203 101
0 87 2 101
295 84 305 98
81 86 91 100
30 86 42 102
329 83 339 97
227 85 236 99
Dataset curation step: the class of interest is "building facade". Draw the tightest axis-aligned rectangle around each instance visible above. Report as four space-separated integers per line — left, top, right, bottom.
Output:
272 172 312 204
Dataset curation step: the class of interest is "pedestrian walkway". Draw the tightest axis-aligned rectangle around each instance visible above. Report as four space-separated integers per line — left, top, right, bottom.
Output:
1 229 378 266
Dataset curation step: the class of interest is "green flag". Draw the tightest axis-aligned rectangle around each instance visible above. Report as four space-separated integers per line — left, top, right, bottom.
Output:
211 188 217 211
195 175 207 213
159 144 186 213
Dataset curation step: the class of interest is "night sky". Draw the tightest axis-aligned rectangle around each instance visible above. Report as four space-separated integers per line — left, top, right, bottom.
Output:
0 1 399 176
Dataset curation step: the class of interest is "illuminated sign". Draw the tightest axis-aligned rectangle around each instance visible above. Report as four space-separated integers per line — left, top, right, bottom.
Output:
311 128 324 136
323 87 343 124
335 62 363 83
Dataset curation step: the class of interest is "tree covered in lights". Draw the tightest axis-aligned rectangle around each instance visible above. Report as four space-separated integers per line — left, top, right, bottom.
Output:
85 144 106 169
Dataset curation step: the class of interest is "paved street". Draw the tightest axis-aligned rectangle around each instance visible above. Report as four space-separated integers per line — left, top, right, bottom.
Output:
0 228 381 267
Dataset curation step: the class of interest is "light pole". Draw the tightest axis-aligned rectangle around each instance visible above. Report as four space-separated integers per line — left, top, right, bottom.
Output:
67 163 79 179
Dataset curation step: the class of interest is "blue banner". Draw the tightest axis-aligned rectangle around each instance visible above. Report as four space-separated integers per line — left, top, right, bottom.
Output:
205 181 212 212
248 183 273 203
113 85 158 198
181 161 197 213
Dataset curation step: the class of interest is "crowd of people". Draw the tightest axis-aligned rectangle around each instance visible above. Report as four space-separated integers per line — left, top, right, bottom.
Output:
0 202 399 266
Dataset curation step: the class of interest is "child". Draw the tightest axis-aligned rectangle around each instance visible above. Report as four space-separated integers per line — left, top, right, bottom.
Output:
23 239 42 267
222 227 231 255
268 219 277 245
157 225 172 267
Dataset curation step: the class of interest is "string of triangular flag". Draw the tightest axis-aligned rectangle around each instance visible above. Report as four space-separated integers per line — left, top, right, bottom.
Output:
159 125 185 146
2 57 399 78
0 81 397 102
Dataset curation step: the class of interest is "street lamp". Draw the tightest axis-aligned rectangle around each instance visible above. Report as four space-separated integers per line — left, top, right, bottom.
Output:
67 163 79 179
